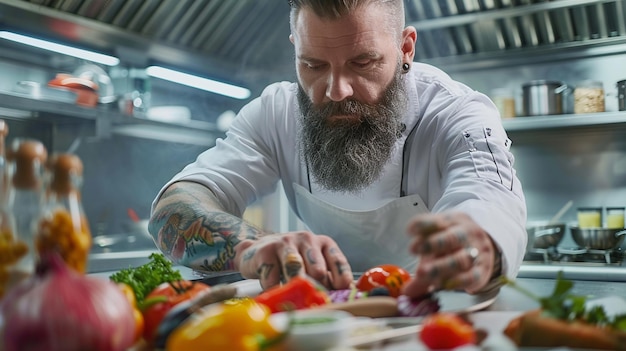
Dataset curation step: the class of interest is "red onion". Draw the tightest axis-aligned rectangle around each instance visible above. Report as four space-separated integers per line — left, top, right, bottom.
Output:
327 289 366 304
397 294 441 317
0 253 136 351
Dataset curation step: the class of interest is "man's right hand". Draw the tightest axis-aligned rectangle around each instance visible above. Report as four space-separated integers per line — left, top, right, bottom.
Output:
235 231 354 291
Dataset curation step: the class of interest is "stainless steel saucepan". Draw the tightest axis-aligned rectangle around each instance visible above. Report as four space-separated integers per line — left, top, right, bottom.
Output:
570 227 626 250
526 222 566 252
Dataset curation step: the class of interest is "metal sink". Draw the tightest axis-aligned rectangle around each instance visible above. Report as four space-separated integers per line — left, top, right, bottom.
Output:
87 249 160 273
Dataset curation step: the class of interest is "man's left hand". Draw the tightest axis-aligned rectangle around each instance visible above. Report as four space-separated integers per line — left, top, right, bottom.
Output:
401 211 500 298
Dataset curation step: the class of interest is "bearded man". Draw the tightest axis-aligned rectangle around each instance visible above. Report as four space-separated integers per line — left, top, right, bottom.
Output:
150 0 527 298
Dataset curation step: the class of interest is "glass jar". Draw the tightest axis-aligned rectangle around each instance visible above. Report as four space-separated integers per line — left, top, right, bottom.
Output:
490 88 516 119
36 153 92 273
577 207 602 229
574 80 605 114
606 207 625 229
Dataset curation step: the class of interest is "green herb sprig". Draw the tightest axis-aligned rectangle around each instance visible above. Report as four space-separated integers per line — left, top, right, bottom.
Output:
110 253 183 302
501 272 626 331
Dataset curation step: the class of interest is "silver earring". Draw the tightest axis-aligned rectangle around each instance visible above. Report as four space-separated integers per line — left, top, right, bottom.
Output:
402 62 410 73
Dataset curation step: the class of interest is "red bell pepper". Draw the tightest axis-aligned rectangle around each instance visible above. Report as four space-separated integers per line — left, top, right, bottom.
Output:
254 276 329 313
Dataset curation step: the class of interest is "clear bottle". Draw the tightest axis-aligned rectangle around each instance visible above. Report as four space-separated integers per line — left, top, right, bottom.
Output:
35 153 92 273
7 139 47 273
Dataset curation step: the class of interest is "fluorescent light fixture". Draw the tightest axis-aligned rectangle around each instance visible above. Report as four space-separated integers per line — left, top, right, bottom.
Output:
0 31 120 66
146 66 251 100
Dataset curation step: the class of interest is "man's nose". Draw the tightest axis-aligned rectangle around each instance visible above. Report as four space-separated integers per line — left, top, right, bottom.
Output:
326 71 353 102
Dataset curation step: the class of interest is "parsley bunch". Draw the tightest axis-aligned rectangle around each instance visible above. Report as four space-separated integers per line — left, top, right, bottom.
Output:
502 272 626 331
110 253 183 302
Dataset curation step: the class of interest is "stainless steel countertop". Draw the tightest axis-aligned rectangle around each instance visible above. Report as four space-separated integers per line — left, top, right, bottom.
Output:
518 262 626 282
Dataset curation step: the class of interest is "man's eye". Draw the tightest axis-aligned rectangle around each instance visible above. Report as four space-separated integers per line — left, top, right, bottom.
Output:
305 63 324 70
352 60 373 69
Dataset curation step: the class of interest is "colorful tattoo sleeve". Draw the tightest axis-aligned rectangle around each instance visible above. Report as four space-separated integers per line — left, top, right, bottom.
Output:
150 184 261 273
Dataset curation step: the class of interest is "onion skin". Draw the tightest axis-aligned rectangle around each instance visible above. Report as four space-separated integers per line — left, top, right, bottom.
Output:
0 253 136 351
397 294 441 317
327 289 365 304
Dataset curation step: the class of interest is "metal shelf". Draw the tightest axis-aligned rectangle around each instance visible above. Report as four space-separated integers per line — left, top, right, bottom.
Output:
0 91 99 122
0 92 224 146
503 111 626 132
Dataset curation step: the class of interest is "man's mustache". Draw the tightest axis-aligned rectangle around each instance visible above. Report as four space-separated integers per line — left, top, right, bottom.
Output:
314 99 377 120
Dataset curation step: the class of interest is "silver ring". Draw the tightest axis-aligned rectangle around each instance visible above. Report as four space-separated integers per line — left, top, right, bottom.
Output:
466 246 479 264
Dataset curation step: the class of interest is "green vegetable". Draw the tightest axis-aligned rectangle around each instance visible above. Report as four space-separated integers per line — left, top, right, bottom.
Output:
501 272 626 331
109 253 183 302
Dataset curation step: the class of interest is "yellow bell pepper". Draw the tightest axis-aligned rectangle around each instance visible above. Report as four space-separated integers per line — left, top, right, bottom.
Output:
166 297 286 351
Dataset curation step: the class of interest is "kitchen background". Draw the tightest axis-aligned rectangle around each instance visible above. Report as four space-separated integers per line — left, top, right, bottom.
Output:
1 0 626 272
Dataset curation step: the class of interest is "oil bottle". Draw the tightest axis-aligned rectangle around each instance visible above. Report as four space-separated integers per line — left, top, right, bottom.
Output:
35 153 92 273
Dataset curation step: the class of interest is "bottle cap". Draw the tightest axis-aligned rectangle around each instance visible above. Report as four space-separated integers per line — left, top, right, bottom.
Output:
8 139 47 190
49 153 83 195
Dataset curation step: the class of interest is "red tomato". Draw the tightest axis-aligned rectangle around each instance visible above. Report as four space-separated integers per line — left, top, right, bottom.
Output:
141 280 210 343
419 313 476 349
355 264 411 297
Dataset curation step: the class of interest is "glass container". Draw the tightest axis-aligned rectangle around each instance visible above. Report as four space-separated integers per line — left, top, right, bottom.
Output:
491 88 516 119
577 207 602 229
574 80 605 114
606 207 625 229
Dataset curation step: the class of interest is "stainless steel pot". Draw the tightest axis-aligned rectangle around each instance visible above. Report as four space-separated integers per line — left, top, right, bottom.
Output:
570 227 626 250
522 80 568 116
526 222 566 251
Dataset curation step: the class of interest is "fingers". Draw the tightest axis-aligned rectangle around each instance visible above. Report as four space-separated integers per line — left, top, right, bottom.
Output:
283 251 305 279
318 237 353 289
407 214 470 256
239 244 284 290
257 258 282 290
238 232 352 291
403 211 497 297
403 246 479 297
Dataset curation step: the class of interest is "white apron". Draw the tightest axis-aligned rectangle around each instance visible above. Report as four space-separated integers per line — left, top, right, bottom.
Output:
294 183 428 272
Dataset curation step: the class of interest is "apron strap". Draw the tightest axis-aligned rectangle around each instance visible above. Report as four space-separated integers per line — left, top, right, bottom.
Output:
401 120 420 197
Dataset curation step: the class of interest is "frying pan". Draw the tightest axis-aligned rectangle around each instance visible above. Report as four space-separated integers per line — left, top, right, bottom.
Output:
570 227 626 250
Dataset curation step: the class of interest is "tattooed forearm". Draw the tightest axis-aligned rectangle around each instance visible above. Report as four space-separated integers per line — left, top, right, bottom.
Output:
150 181 265 273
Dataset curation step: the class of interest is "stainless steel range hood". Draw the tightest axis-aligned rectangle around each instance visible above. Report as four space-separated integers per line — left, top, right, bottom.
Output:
410 0 626 71
0 0 625 86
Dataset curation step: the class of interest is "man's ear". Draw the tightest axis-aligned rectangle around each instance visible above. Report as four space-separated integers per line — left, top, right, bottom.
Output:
289 33 295 45
401 26 417 63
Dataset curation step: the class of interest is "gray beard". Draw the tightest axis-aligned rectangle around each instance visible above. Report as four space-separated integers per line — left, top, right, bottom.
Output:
297 66 408 193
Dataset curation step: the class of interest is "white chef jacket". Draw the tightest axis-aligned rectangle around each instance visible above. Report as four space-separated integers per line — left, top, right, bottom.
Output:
153 63 528 277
